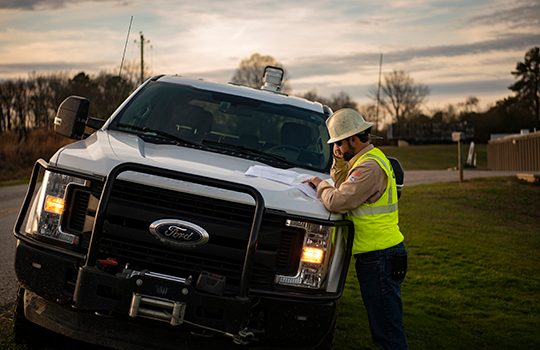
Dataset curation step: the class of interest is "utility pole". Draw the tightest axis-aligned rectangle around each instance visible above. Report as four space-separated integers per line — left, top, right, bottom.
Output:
375 53 383 131
135 31 150 84
452 132 464 182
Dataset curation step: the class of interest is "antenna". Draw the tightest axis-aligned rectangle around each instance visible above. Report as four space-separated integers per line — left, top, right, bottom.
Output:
375 53 383 131
118 16 133 77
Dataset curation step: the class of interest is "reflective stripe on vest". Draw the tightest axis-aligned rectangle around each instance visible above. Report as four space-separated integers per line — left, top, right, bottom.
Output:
347 147 403 254
349 202 398 216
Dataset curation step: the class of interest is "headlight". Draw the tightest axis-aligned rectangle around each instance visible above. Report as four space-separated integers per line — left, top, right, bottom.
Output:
25 170 86 245
275 219 344 290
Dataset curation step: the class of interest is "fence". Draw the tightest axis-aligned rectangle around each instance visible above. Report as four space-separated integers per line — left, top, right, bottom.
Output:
487 131 540 171
387 121 474 144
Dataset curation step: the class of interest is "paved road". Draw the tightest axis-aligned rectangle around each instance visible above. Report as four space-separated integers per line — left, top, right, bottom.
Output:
0 184 28 309
0 169 520 308
404 169 519 186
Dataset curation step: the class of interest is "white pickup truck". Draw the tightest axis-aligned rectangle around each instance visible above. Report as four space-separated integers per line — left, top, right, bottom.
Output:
13 67 355 349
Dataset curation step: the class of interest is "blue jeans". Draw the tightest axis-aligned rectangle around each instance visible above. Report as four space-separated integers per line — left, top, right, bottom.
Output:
355 242 408 350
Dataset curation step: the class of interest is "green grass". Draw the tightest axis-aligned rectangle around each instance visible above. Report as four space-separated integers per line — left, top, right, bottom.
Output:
334 177 540 349
2 178 538 349
379 143 487 170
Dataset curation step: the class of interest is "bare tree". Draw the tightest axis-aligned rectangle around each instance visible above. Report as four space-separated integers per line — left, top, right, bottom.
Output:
359 103 378 124
231 53 291 92
28 73 57 129
463 96 479 113
301 90 357 113
301 90 329 106
369 70 429 127
12 79 31 138
0 80 17 132
328 91 357 111
117 59 151 87
94 72 137 118
430 103 459 123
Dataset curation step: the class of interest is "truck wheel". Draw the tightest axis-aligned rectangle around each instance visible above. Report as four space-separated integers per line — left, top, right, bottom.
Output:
314 320 336 350
13 287 49 346
13 287 29 343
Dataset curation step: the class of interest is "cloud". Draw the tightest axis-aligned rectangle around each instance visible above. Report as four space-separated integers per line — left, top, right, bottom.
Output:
0 61 111 76
0 0 126 10
287 33 540 80
429 79 513 95
388 33 538 61
0 0 535 110
184 68 234 83
469 0 540 28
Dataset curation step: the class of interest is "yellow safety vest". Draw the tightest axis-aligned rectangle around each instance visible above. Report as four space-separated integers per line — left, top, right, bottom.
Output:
347 147 404 255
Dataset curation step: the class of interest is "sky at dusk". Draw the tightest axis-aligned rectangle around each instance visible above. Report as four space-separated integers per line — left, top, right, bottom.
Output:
0 0 539 113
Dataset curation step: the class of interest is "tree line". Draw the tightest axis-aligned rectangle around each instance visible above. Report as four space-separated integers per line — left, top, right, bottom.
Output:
0 71 138 138
1 47 538 143
232 48 539 143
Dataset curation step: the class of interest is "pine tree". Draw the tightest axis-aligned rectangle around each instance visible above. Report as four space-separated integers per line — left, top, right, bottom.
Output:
509 47 540 128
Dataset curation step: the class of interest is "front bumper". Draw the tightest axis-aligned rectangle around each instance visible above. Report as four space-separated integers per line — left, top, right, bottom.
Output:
16 239 337 349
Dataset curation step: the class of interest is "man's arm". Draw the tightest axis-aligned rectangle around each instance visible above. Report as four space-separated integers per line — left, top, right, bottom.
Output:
317 160 386 213
330 157 349 187
329 143 349 186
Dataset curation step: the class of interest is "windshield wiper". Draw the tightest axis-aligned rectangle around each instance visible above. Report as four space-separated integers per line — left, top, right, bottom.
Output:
113 123 201 147
201 140 296 167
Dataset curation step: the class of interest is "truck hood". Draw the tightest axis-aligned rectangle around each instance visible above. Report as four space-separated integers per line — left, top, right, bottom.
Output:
52 130 336 220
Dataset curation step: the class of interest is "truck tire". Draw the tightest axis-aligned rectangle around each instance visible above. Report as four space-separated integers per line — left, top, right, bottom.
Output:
314 319 336 350
13 287 49 346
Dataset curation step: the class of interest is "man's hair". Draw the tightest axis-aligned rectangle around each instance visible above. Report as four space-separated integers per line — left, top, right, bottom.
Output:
355 127 372 143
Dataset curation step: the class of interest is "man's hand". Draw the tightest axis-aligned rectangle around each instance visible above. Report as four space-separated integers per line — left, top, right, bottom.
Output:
333 143 343 159
303 176 323 189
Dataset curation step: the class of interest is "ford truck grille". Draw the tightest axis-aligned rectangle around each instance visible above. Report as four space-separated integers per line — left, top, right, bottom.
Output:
95 180 303 294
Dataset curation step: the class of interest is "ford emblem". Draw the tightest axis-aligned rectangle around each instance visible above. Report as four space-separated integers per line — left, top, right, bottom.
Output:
149 219 209 248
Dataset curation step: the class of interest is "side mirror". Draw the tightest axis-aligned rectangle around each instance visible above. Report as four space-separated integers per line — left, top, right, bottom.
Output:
54 96 89 139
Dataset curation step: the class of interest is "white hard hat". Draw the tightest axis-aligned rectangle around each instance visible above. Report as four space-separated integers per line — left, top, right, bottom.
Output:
326 108 373 143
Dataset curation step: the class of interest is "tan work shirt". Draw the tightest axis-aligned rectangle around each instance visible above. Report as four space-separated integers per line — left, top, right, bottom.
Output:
316 144 387 213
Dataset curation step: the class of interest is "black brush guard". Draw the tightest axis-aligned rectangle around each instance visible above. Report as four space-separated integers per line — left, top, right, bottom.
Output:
14 159 354 346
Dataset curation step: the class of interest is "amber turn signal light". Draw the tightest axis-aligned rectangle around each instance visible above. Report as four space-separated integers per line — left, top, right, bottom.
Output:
301 247 324 264
44 195 65 215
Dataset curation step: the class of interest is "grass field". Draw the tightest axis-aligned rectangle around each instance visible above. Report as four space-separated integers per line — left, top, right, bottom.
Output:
0 129 71 184
1 177 538 349
0 131 486 186
334 177 540 349
380 143 487 170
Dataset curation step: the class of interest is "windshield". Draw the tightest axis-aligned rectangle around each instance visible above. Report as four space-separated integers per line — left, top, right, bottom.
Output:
109 81 331 172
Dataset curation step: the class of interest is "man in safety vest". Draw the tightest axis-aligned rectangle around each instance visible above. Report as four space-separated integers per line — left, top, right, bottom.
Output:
304 108 408 350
